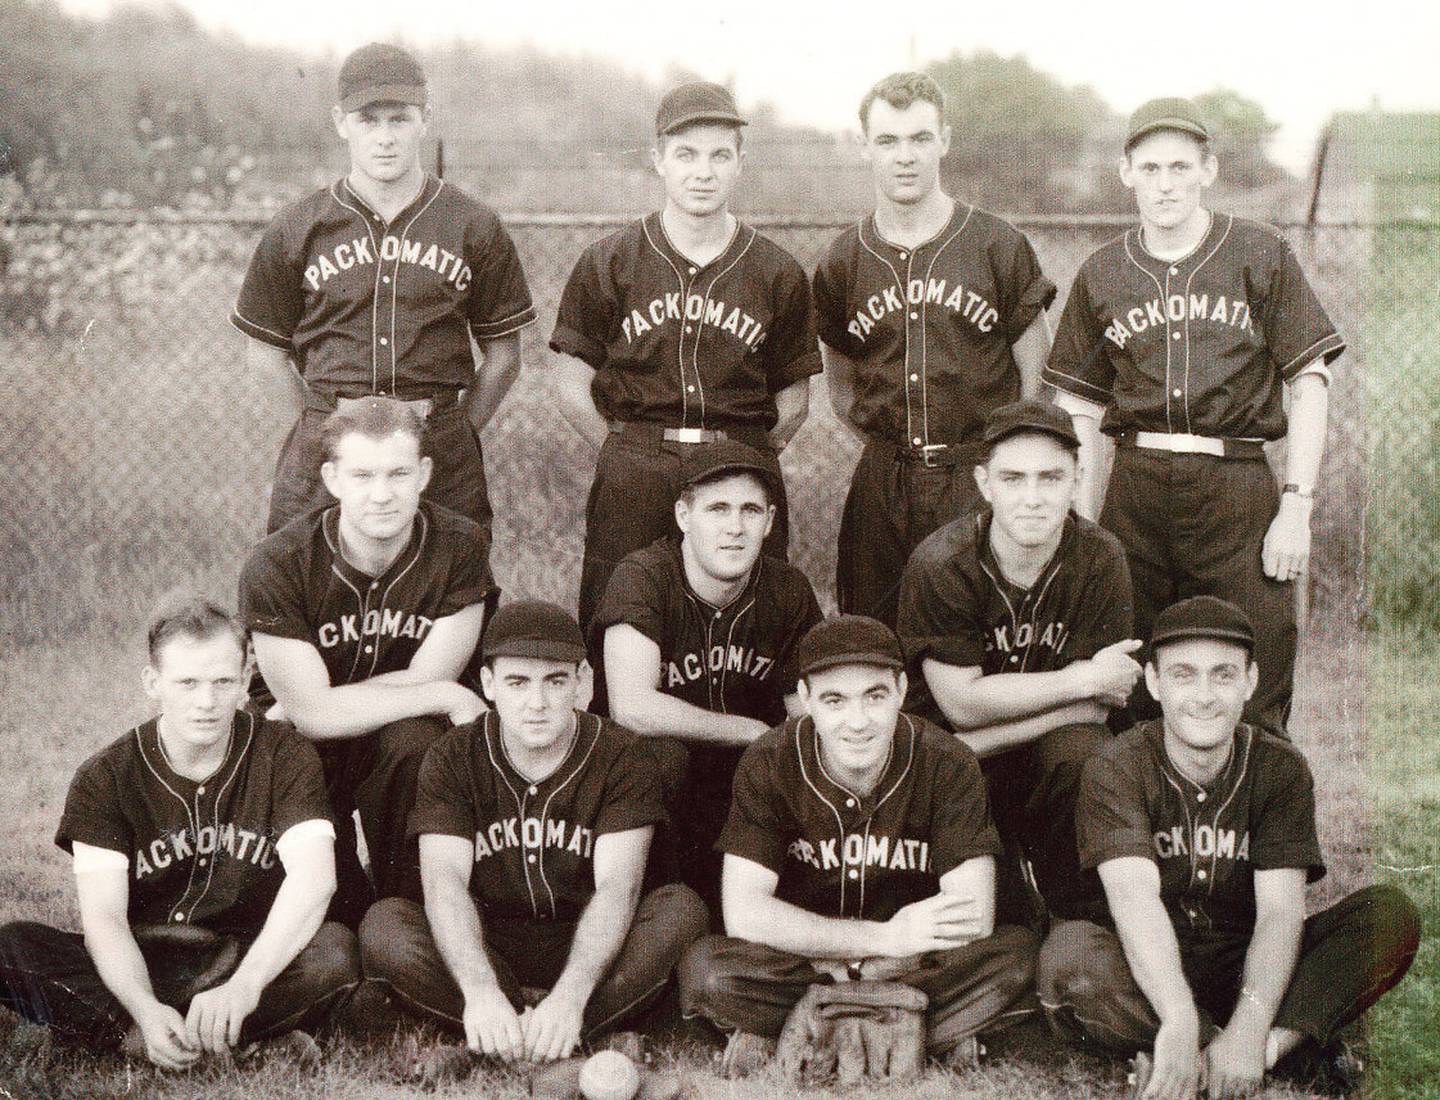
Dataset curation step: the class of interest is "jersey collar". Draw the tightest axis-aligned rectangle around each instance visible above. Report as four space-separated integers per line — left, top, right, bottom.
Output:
644 210 749 275
322 503 431 592
334 172 441 229
1130 210 1228 275
793 711 918 823
862 198 972 254
975 506 1076 597
1147 718 1255 800
672 536 764 614
139 711 255 796
483 709 600 802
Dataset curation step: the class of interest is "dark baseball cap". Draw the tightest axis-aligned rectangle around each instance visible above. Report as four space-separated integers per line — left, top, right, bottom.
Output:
338 43 428 113
1149 596 1255 658
678 440 775 498
482 599 587 663
798 616 905 678
982 398 1080 451
1125 97 1210 152
656 81 748 137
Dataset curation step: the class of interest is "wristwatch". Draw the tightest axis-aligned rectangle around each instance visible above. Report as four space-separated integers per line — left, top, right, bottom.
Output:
1282 482 1315 498
846 960 864 981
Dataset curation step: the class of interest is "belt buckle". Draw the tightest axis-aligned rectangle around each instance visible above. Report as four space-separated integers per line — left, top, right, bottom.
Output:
918 443 949 468
667 427 710 444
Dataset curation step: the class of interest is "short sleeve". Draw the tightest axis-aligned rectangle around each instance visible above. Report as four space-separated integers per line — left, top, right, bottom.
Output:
991 226 1057 343
1062 530 1135 662
1249 743 1326 881
409 729 479 841
775 579 823 689
763 255 822 392
592 555 667 646
55 758 130 856
594 737 667 836
237 541 311 642
465 217 538 341
928 742 1002 875
1075 746 1154 869
896 538 987 670
1262 237 1346 379
716 741 788 873
230 217 301 352
268 728 335 837
1043 266 1116 406
812 238 860 356
435 525 494 618
549 243 615 368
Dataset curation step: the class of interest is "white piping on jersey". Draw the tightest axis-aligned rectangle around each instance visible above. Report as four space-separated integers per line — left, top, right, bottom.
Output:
975 514 1065 674
1122 236 1173 434
230 310 293 348
136 724 200 922
534 713 602 919
181 714 256 924
322 508 430 683
691 231 755 429
794 716 852 914
1205 728 1252 897
482 712 540 916
682 558 761 715
856 233 912 444
1178 216 1232 437
387 182 445 395
915 206 974 445
330 185 384 395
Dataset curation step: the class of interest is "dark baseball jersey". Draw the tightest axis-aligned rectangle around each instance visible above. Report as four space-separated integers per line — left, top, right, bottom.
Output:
897 508 1134 724
590 537 822 726
409 711 665 922
813 202 1056 447
231 175 537 402
1043 213 1345 440
548 212 821 430
238 502 492 696
54 712 332 935
1076 720 1324 937
719 713 1001 921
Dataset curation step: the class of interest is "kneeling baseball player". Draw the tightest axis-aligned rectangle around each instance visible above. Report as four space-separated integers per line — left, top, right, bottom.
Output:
679 616 1037 1078
0 594 358 1068
359 600 708 1064
1037 597 1420 1099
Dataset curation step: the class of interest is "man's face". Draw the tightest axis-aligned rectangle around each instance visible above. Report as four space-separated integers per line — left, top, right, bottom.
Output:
332 101 429 185
861 98 950 206
801 664 907 779
1145 638 1258 753
651 124 743 217
675 473 774 584
143 632 249 751
1120 130 1217 232
321 430 432 542
975 433 1077 549
482 657 583 754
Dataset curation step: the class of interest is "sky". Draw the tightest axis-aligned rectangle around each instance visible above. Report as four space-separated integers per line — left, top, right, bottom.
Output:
57 0 1440 173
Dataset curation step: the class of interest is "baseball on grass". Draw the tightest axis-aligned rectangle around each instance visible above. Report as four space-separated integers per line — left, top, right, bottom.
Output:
578 1049 641 1100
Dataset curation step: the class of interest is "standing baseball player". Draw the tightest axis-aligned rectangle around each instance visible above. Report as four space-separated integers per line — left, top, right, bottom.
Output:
1044 97 1345 735
814 71 1057 629
238 398 493 927
1037 597 1419 1099
591 441 822 918
359 600 708 1062
897 398 1139 922
550 80 821 633
678 616 1037 1071
231 42 536 547
0 594 358 1068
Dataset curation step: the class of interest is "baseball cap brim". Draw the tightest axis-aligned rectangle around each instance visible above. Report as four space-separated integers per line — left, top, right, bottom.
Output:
340 85 427 113
801 650 906 677
1149 626 1254 653
662 110 748 135
484 638 588 663
1127 117 1209 148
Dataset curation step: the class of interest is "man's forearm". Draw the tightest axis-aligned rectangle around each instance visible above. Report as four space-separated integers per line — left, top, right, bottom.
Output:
1112 893 1199 1024
1228 910 1303 1037
771 379 809 450
954 701 1107 759
550 881 641 1005
819 345 866 444
427 880 506 1000
244 341 305 421
462 333 522 433
928 662 1095 729
281 679 458 741
83 917 166 1022
1012 314 1053 400
229 866 334 996
610 689 767 747
1283 374 1328 488
551 354 610 449
726 891 888 960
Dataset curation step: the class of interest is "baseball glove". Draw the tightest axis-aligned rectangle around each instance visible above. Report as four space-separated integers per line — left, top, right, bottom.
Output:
775 980 928 1086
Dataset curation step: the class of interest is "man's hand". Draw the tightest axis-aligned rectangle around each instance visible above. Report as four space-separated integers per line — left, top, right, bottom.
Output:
1203 1023 1267 1099
184 975 262 1054
731 717 773 745
521 990 585 1062
440 683 486 726
264 701 288 723
462 985 525 1060
882 893 984 956
857 953 924 981
1072 639 1144 704
135 1002 201 1070
1145 1011 1201 1099
1262 495 1312 582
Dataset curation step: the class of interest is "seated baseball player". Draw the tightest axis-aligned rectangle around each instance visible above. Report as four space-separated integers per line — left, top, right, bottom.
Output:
592 440 822 919
358 600 708 1063
897 398 1139 921
1037 597 1420 1099
679 616 1038 1072
0 593 357 1069
239 397 493 926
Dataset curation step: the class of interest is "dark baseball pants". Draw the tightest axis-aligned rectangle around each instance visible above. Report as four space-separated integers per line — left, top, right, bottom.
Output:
982 722 1112 923
1035 885 1420 1056
679 925 1039 1053
266 399 494 557
357 886 709 1039
1102 447 1294 734
837 438 983 630
315 716 451 928
0 920 359 1049
577 429 789 634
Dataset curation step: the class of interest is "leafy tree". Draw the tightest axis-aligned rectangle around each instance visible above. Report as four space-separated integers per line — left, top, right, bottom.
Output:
1192 88 1286 188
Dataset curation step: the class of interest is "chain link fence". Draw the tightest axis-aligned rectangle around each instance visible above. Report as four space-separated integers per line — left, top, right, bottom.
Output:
3 211 1433 646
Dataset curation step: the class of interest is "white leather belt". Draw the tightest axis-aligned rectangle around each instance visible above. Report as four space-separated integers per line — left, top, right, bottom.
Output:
1133 431 1226 457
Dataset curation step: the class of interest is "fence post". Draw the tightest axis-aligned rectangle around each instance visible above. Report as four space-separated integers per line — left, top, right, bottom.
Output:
436 137 445 180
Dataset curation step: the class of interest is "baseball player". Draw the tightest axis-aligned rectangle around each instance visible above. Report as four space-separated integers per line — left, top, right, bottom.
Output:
678 616 1037 1070
591 441 822 917
897 398 1138 920
1037 597 1420 1100
231 42 536 544
814 71 1057 629
359 600 708 1062
238 398 493 927
0 593 357 1067
1044 96 1345 735
549 80 821 633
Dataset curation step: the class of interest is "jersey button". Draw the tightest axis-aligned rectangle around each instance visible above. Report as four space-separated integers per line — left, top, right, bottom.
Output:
174 913 185 922
1197 869 1208 880
1009 655 1019 664
527 854 537 864
529 786 538 796
380 336 389 346
898 251 908 259
1169 266 1179 275
364 645 374 654
688 266 697 275
908 311 918 320
1171 331 1181 341
198 858 207 867
687 385 695 393
370 581 379 590
1196 791 1206 802
197 786 205 795
1172 388 1182 398
909 373 918 382
848 869 859 880
845 798 855 808
382 275 391 284
684 325 692 334
912 436 922 446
